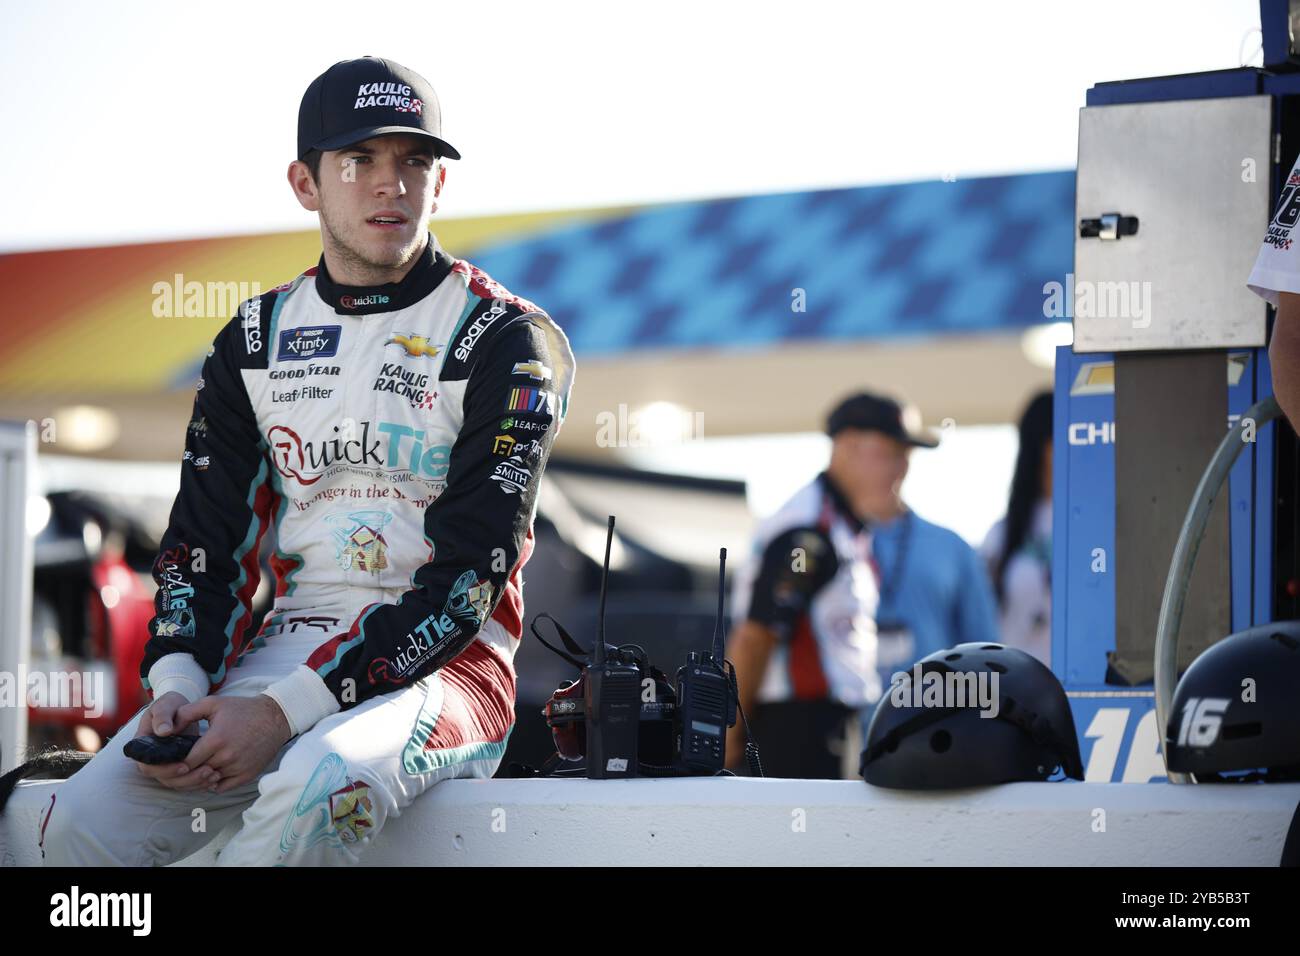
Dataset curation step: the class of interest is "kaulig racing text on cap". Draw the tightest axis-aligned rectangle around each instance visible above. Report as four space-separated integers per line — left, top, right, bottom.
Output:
298 56 461 161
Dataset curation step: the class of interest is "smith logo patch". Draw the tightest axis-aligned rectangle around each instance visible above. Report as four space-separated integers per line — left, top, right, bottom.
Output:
279 326 342 361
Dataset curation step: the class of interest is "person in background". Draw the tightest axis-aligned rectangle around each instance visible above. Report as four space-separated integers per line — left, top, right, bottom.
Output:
725 392 1000 778
861 397 1002 692
1247 155 1300 427
980 392 1054 667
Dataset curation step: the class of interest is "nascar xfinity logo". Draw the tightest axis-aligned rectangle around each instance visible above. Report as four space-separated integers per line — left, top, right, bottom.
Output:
455 299 508 361
278 326 341 361
268 420 450 485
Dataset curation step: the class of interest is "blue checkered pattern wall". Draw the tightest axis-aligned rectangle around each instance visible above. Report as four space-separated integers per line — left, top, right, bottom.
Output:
468 170 1075 357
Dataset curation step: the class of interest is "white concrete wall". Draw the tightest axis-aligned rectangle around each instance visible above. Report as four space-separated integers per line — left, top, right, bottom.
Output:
3 778 1297 867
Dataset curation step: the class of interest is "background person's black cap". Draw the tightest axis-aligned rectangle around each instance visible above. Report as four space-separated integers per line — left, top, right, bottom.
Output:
298 56 461 161
825 392 939 447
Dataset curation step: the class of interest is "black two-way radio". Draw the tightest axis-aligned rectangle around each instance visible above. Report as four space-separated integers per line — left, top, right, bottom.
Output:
584 516 642 779
675 547 738 773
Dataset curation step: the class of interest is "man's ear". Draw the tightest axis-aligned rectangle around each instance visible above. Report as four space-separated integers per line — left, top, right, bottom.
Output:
288 160 321 212
435 162 446 198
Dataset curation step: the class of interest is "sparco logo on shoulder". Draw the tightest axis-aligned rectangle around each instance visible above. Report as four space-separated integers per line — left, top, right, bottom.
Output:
242 297 262 353
455 299 508 362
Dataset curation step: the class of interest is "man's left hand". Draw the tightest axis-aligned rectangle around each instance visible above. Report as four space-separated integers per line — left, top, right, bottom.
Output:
173 695 295 794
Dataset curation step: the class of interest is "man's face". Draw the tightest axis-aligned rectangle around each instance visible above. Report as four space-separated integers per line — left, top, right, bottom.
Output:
833 429 910 501
290 133 446 275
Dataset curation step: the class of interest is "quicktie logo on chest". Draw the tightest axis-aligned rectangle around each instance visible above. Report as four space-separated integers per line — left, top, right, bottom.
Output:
268 420 451 483
378 422 450 478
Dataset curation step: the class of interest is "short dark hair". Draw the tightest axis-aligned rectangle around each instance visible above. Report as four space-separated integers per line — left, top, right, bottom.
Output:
302 148 323 184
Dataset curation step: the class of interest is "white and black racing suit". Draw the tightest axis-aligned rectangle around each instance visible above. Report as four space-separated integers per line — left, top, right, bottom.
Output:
40 233 575 865
142 232 574 731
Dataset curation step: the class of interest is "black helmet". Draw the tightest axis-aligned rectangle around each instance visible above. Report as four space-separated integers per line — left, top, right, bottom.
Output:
860 643 1084 789
1165 622 1300 780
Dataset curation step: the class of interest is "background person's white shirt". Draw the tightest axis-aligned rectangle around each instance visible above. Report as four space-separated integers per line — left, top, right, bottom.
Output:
980 500 1052 667
1248 158 1300 305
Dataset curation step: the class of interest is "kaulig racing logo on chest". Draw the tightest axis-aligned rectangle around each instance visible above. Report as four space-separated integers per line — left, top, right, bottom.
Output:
455 299 508 361
278 325 341 361
373 363 437 410
268 420 450 486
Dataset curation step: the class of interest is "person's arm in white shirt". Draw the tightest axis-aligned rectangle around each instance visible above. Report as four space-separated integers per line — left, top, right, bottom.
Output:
1272 292 1300 427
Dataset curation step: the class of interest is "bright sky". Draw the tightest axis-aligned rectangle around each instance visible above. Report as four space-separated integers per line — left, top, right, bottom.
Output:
0 0 1263 253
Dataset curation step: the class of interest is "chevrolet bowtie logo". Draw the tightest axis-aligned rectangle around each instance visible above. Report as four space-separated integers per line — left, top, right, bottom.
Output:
512 361 552 382
387 334 441 358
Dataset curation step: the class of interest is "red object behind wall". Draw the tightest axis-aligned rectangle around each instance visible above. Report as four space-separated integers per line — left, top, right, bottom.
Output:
29 551 154 736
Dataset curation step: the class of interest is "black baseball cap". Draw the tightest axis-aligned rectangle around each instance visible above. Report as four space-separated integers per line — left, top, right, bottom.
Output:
825 392 939 447
298 56 461 161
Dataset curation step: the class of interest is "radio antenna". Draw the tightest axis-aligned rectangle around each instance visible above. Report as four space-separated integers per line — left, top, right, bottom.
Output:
712 547 727 659
594 515 615 665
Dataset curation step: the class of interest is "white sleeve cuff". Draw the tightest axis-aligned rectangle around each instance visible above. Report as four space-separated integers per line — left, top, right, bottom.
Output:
1247 267 1300 308
261 665 341 737
146 653 209 704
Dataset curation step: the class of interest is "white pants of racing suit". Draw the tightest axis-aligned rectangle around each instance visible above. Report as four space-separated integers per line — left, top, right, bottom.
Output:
39 601 516 867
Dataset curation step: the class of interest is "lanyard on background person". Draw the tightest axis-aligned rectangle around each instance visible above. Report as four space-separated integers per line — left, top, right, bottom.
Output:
874 509 916 676
875 508 914 608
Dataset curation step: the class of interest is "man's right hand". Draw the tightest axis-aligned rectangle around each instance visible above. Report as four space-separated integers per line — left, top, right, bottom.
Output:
131 691 218 791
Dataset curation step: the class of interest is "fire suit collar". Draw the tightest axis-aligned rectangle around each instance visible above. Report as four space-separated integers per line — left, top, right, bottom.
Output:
817 470 868 535
314 232 455 315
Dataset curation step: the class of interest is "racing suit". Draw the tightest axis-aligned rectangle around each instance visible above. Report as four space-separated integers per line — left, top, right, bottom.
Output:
40 233 575 865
